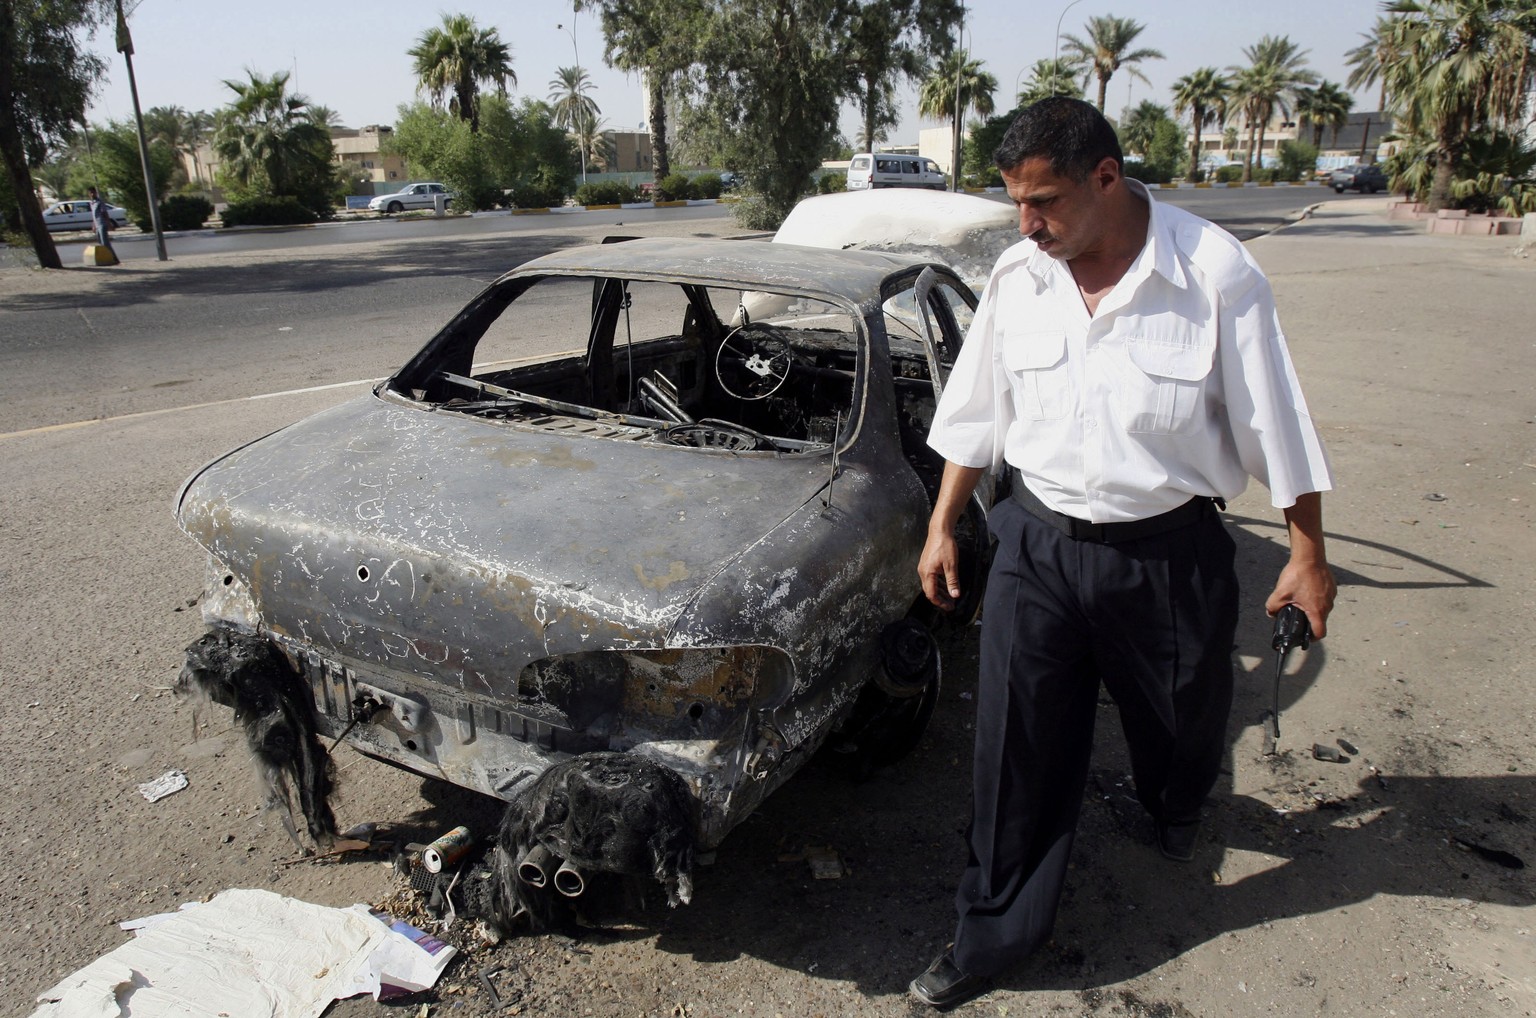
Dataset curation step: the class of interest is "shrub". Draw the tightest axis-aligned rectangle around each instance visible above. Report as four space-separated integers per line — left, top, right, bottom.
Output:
1253 166 1277 183
159 194 214 231
1215 163 1244 183
816 172 846 194
656 172 692 201
220 196 319 228
1121 160 1172 185
688 173 723 199
1275 140 1319 183
574 180 637 206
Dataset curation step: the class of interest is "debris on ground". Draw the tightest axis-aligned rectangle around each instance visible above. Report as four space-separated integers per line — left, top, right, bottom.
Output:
136 769 188 803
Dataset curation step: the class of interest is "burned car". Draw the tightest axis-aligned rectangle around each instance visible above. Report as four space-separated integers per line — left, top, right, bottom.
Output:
175 237 993 914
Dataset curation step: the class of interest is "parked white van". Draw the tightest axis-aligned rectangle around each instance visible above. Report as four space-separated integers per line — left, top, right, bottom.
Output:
845 153 948 191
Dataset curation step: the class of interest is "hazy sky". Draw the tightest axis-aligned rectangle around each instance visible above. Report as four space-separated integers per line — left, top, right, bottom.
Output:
84 0 1386 147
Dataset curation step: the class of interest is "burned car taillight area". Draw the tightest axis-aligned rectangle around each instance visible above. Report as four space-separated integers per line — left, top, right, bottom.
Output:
175 238 989 926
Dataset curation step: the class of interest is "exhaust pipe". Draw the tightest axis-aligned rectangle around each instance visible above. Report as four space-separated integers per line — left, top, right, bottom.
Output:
516 843 555 887
553 858 586 897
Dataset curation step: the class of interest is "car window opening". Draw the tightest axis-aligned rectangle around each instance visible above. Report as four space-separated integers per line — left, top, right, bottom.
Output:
395 277 865 454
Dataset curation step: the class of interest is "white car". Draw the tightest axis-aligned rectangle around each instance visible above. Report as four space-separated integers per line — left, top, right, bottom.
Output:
43 199 128 232
367 182 453 214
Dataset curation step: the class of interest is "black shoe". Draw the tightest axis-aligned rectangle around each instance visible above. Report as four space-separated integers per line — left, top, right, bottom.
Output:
909 946 991 1009
1156 818 1201 862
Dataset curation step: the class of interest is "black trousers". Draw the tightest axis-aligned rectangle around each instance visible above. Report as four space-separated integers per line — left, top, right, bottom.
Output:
950 496 1239 977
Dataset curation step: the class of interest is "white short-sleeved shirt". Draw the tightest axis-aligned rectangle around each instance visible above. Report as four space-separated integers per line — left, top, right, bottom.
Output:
928 180 1333 522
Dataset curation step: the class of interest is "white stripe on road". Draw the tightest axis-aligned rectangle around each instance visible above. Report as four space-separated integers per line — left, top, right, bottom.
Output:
0 377 379 442
0 350 575 442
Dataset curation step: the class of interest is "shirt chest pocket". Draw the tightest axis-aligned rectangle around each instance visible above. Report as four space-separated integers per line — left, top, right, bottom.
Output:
1110 329 1216 434
1002 330 1069 420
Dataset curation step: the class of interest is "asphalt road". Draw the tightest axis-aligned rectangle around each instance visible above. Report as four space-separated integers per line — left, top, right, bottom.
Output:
37 186 1375 264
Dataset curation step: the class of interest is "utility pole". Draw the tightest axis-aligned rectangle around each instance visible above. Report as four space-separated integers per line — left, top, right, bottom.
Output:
115 0 167 261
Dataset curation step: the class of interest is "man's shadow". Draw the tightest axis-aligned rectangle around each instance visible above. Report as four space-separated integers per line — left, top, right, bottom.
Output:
632 515 1529 998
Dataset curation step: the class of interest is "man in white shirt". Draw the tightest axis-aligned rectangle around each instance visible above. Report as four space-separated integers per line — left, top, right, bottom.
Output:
909 98 1335 1009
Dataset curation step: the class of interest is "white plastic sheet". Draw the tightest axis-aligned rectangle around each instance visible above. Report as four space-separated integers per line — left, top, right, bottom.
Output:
32 888 455 1018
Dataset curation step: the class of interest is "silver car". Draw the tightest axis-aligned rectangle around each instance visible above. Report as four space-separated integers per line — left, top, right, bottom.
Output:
366 182 453 214
175 237 992 919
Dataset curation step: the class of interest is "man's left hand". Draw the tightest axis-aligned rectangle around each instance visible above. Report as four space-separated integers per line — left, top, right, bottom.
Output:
1265 561 1336 640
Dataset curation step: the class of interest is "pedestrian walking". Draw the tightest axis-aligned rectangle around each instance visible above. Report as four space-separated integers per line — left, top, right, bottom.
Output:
87 187 118 264
910 97 1336 1009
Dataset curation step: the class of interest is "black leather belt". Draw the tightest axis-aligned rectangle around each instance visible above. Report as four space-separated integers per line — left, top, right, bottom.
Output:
1011 472 1220 544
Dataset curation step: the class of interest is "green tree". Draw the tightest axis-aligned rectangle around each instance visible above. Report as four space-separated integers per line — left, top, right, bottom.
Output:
213 70 337 216
1294 80 1353 148
0 0 108 268
87 120 175 227
548 65 599 174
918 49 997 187
680 0 858 228
1119 100 1169 160
843 0 960 152
1171 66 1229 180
391 96 575 209
1016 57 1084 106
963 106 1020 182
408 12 514 134
578 0 704 185
1059 14 1163 113
1228 35 1315 182
1379 0 1536 210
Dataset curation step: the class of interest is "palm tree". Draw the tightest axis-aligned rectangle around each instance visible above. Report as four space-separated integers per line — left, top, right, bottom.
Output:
843 0 958 155
1171 66 1230 180
1380 0 1536 210
408 13 515 134
1227 35 1316 181
548 66 600 176
145 105 194 188
578 0 704 185
213 70 332 198
1120 101 1169 160
1017 57 1085 106
1059 14 1163 112
1295 80 1353 149
918 50 997 187
1345 14 1410 110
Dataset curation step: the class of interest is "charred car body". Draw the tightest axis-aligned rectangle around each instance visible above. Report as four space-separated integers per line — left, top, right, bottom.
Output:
176 237 993 916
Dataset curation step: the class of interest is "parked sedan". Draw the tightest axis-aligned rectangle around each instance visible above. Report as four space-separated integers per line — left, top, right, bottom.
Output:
1330 164 1388 193
42 199 128 232
367 182 453 214
175 237 994 919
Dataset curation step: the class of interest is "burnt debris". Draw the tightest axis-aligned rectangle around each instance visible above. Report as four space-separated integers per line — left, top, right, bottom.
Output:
176 628 338 851
485 752 696 930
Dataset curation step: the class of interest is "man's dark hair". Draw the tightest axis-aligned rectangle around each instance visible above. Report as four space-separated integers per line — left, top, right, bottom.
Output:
993 97 1123 182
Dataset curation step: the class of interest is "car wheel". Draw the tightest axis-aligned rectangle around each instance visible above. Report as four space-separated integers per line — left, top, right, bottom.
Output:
823 627 942 776
1366 185 1378 194
386 201 404 214
1334 186 1345 193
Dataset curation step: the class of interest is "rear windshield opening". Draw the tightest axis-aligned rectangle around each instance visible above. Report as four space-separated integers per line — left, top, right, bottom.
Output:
393 276 866 454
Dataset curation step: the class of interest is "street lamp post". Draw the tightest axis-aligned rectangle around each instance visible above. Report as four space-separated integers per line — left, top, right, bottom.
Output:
556 21 587 184
950 6 967 192
1051 0 1085 96
114 0 167 261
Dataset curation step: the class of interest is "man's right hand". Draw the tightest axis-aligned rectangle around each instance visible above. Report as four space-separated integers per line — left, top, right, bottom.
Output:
918 462 987 611
919 530 963 611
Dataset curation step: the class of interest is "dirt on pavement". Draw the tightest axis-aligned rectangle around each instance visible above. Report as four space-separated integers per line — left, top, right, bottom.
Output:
3 198 1533 1018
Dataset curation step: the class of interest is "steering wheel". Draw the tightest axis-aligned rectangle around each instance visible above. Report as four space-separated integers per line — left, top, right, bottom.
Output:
715 322 793 401
661 419 773 452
